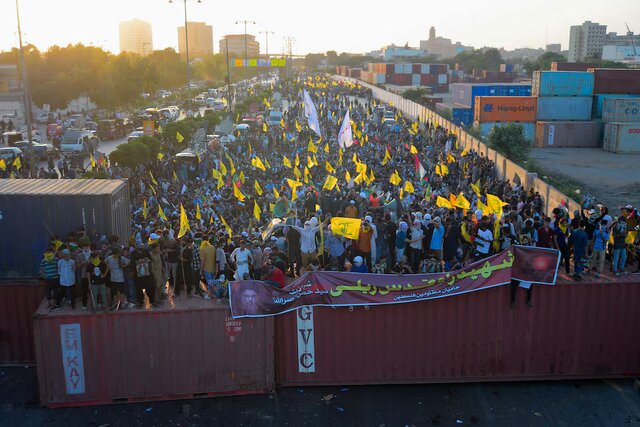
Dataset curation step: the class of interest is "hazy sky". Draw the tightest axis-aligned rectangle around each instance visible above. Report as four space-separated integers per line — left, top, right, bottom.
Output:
3 0 638 55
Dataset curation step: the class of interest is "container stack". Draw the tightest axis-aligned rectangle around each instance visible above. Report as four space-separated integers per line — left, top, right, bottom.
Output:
360 63 449 92
601 97 640 153
472 96 537 140
450 82 532 127
589 68 640 120
533 71 600 148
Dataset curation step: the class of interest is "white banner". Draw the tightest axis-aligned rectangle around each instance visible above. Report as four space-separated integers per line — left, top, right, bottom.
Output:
296 306 315 373
60 323 86 395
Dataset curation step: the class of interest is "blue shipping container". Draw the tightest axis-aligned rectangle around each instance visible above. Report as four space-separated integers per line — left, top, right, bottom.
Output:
452 107 474 127
592 94 637 118
536 97 593 121
451 83 532 109
532 71 594 97
474 122 536 141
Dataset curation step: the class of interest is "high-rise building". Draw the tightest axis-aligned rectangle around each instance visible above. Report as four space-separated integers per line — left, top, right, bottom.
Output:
546 44 562 53
219 34 260 57
568 21 607 62
419 26 473 60
119 19 153 56
178 22 214 58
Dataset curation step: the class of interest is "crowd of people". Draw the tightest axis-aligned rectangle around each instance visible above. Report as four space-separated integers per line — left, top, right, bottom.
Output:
36 74 639 312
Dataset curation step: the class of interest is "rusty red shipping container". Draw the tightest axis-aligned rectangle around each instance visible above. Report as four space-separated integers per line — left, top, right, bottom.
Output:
0 280 45 363
275 278 640 386
535 121 602 148
551 62 598 71
34 299 274 407
589 68 640 94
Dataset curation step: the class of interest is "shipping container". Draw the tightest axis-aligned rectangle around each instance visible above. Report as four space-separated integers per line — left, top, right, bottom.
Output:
536 96 593 121
394 63 404 74
474 96 537 123
602 98 640 123
602 122 640 153
348 68 361 79
500 64 514 73
421 64 431 74
411 74 421 86
0 179 130 279
551 62 598 72
532 71 594 97
437 74 448 84
391 74 411 86
452 107 474 126
420 74 437 86
535 121 602 148
275 280 640 387
473 121 536 140
451 83 532 108
375 73 385 84
0 280 45 363
34 298 274 407
589 68 640 94
592 94 637 118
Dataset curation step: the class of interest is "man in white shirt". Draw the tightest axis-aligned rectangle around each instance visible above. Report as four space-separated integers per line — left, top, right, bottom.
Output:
292 221 321 269
57 249 77 309
475 221 494 260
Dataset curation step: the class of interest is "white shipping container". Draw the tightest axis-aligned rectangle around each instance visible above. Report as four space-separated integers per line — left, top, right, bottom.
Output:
603 122 640 153
412 74 421 86
437 74 448 84
395 64 404 74
375 73 386 84
421 64 430 74
602 98 640 123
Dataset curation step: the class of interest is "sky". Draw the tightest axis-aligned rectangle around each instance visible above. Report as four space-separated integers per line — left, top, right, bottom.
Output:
2 0 639 56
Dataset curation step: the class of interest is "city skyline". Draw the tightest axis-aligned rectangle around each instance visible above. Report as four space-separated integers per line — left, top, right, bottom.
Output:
3 0 639 56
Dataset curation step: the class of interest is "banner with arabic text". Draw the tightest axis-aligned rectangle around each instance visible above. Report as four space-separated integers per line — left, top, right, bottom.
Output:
229 246 560 318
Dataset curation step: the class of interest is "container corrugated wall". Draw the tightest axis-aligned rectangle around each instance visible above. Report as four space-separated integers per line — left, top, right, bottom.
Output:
589 68 640 94
0 280 45 363
532 71 594 97
536 97 593 121
0 179 130 278
603 123 640 153
275 282 640 386
592 94 637 118
535 121 602 148
474 96 537 123
34 302 274 407
602 98 640 123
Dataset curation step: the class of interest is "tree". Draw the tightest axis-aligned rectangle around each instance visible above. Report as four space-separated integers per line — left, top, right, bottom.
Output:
109 136 161 168
446 49 504 72
402 88 428 102
487 124 531 163
523 52 566 74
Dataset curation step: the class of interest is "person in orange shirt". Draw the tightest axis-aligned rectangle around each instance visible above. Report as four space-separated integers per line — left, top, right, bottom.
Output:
356 220 374 269
344 200 358 218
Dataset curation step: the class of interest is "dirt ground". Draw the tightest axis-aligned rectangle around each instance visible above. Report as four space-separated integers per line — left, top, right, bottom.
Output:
530 148 640 210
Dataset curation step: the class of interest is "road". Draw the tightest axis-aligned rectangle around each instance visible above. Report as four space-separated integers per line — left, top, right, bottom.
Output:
1 367 639 426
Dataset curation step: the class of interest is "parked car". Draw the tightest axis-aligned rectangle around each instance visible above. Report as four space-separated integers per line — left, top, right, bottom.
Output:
14 141 59 161
36 112 55 124
0 146 23 162
60 129 93 155
85 121 98 132
97 119 117 140
21 129 42 143
2 131 22 147
127 130 144 142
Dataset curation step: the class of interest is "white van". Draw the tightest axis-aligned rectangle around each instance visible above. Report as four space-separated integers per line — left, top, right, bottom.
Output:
60 129 92 155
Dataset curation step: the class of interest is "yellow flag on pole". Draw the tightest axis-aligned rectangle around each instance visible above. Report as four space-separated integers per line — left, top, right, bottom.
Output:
253 200 261 221
220 215 233 239
461 145 470 157
219 161 228 176
345 170 351 183
436 196 452 209
471 180 481 197
410 145 418 155
307 139 317 153
273 187 280 199
149 171 157 185
176 131 184 143
325 161 335 174
14 157 22 170
324 143 330 153
158 205 168 222
449 193 458 206
486 193 508 217
253 156 266 171
143 199 148 219
0 159 6 171
283 156 292 168
233 185 246 202
178 204 190 238
389 170 401 186
157 152 164 161
196 203 202 220
403 181 415 193
330 217 362 240
382 146 391 165
254 180 263 195
455 193 471 210
323 174 338 191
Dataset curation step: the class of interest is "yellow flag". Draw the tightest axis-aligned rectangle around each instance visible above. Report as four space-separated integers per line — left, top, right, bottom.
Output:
280 118 285 127
312 154 318 166
323 174 338 191
354 172 364 185
273 187 280 199
436 196 452 209
228 156 236 175
486 193 508 217
14 157 22 170
295 154 300 167
435 164 442 176
172 170 178 182
303 166 312 184
239 171 246 184
325 161 335 174
307 139 317 153
447 153 456 164
149 171 158 185
626 230 638 245
404 181 415 193
196 203 202 220
253 200 261 221
158 205 168 222
382 147 391 165
461 145 470 157
233 185 246 202
389 170 401 186
253 157 266 171
330 217 362 240
270 203 275 212
287 178 303 189
471 180 481 197
369 169 375 183
211 168 222 180
0 159 5 171
345 170 351 183
143 199 148 219
478 200 491 216
410 145 418 155
295 120 302 132
263 122 267 132
219 161 228 176
157 125 163 134
292 166 300 181
176 131 184 143
455 193 471 210
157 152 164 161
441 164 449 175
338 148 343 165
493 218 501 252
307 156 315 169
324 143 330 153
355 161 367 174
178 204 190 238
449 193 457 206
283 156 292 168
220 215 233 239
352 153 357 163
254 180 263 196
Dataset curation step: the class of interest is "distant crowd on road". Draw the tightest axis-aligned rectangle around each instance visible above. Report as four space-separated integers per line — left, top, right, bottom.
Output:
36 74 639 312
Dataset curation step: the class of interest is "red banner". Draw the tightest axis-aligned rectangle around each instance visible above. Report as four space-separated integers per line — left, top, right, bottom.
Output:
229 246 560 318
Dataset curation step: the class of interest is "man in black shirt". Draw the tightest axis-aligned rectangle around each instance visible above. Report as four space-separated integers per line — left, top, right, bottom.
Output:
130 244 155 307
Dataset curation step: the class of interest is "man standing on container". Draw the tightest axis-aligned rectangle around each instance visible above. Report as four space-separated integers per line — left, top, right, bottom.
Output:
58 249 76 309
130 243 155 307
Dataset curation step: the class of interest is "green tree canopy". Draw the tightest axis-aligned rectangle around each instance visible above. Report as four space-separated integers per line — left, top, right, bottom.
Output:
487 124 531 163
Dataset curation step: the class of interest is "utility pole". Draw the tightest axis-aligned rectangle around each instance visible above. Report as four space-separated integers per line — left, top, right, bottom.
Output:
225 38 232 110
235 20 256 66
283 36 295 78
171 0 202 90
15 0 35 177
259 30 275 58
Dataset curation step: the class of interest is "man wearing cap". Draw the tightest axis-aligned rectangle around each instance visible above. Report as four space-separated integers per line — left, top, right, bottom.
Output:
230 240 253 280
291 219 327 270
429 217 445 262
350 255 368 273
345 200 358 218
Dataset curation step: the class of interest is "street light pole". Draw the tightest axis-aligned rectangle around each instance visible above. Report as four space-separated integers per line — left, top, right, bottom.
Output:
15 0 35 177
170 0 201 90
259 30 275 58
235 20 256 65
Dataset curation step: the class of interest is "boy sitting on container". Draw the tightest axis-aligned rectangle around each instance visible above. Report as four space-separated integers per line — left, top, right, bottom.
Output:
204 274 228 304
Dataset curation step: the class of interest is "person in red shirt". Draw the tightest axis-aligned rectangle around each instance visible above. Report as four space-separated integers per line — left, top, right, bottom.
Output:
264 263 285 288
537 217 554 248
